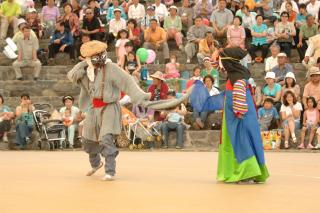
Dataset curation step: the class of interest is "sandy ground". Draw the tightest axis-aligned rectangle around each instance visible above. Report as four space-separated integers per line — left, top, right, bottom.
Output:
0 151 319 213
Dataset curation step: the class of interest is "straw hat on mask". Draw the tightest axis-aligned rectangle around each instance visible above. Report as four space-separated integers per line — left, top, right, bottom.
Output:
80 40 108 58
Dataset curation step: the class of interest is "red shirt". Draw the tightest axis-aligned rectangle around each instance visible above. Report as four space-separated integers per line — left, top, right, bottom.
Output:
148 82 169 101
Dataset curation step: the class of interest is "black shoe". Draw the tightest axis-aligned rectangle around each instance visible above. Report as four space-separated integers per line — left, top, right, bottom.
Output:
33 77 38 81
16 77 23 81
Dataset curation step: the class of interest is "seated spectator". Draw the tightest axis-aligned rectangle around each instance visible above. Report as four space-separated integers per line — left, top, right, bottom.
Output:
297 15 318 62
164 54 180 79
258 98 280 131
280 90 302 149
235 5 256 38
210 0 233 44
87 0 100 18
255 0 274 21
12 18 37 43
281 72 300 101
59 3 80 38
280 0 299 14
265 44 280 72
78 33 91 61
108 8 126 44
154 0 168 25
262 72 282 111
128 0 145 23
0 95 14 143
192 75 220 130
82 8 101 40
141 6 160 31
194 0 213 20
15 94 35 150
190 66 203 81
271 53 294 85
306 0 320 21
315 100 320 149
161 90 187 149
275 12 296 57
185 16 211 63
148 71 169 121
127 18 141 49
228 0 241 16
71 0 82 17
201 57 220 88
49 21 75 61
266 17 277 44
296 3 307 27
248 15 268 63
26 8 43 39
106 0 127 21
285 1 297 23
197 31 218 65
302 66 320 108
300 96 319 149
13 25 41 81
119 41 134 68
178 0 194 36
41 0 60 38
0 0 21 40
164 6 183 50
248 77 263 107
143 19 169 63
115 29 129 64
60 96 80 149
124 51 141 82
226 16 245 49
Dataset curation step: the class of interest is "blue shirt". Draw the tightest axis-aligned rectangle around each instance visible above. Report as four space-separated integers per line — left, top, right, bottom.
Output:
258 107 279 119
262 83 282 97
50 30 74 46
296 13 306 24
251 24 268 45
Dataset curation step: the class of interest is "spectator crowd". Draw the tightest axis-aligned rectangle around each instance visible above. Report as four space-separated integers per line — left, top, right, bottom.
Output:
1 0 320 150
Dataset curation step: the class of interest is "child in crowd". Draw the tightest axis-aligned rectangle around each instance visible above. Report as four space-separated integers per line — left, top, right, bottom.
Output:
190 66 203 81
258 98 280 131
201 57 219 88
266 19 277 44
164 54 180 79
299 97 319 149
315 99 320 149
115 29 130 64
125 51 141 82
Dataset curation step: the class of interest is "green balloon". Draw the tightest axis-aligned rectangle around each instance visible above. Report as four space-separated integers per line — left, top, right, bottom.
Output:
136 48 149 62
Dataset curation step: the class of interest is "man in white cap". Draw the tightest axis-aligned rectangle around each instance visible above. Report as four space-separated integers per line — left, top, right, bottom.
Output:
302 66 320 108
0 0 21 40
163 5 183 50
108 8 126 43
271 53 294 85
12 25 41 81
68 41 190 181
12 18 37 43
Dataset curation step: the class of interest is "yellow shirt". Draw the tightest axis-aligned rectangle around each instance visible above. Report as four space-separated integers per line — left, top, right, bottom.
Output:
0 1 21 17
144 27 167 44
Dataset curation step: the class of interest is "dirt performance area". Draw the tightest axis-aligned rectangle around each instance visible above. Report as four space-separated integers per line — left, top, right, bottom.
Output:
0 151 319 213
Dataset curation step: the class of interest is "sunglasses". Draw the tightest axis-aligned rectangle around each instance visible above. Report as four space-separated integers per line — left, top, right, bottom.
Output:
281 16 289 18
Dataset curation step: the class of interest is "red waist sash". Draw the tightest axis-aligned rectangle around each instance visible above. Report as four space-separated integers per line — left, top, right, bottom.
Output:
92 98 108 108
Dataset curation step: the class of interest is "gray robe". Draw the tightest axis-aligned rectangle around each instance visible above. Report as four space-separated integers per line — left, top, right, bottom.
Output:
68 61 192 142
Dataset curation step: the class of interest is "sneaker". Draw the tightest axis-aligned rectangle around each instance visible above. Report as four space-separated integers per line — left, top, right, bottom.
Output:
178 45 184 51
16 77 23 81
86 162 103 176
186 59 191 63
102 174 115 181
315 144 320 149
2 135 8 143
175 145 182 149
33 77 38 81
162 145 168 149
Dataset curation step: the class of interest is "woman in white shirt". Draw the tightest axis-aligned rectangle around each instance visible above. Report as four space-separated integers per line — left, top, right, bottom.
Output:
307 0 320 21
280 90 302 149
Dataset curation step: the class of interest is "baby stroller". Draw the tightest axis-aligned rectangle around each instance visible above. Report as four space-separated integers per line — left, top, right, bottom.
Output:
32 103 66 150
117 107 162 150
